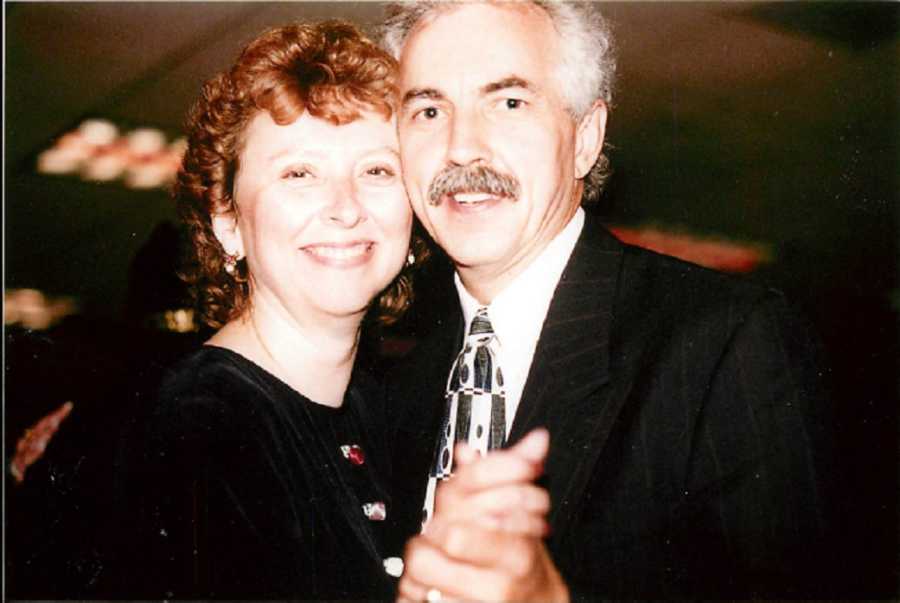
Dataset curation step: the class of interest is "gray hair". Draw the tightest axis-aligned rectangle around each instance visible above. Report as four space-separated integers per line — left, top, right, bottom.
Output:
380 1 616 202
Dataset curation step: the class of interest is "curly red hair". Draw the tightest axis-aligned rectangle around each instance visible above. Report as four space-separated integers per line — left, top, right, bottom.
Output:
176 20 425 328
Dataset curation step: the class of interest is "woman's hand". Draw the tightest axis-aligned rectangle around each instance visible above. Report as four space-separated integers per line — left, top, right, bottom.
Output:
399 429 569 602
426 428 551 537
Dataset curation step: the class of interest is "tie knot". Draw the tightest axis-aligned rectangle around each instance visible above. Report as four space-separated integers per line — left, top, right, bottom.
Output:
468 307 494 337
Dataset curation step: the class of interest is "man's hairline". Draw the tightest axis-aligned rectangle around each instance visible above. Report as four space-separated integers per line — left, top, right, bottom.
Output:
391 2 588 120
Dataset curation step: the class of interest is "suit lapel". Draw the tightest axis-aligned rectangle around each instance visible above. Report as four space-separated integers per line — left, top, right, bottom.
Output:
507 216 629 546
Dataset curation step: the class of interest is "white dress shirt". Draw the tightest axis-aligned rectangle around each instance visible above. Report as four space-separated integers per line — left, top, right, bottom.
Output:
454 208 585 434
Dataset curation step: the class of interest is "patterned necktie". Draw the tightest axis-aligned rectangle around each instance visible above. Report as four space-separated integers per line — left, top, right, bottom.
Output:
421 307 506 528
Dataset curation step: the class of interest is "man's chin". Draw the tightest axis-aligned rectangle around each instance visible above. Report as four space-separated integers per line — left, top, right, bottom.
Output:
446 245 511 273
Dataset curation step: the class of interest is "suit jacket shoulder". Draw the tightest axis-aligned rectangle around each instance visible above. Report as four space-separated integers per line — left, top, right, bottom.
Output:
539 219 831 598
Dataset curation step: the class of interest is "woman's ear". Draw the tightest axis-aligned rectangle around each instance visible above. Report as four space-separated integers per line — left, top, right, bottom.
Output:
574 100 608 179
211 211 245 259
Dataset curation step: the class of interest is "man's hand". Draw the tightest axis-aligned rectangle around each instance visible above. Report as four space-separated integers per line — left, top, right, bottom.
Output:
398 429 570 602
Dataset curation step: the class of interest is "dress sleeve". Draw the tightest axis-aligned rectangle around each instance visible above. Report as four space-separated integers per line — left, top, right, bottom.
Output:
109 388 214 597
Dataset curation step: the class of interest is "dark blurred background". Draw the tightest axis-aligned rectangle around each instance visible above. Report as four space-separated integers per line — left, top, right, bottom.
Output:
5 2 898 598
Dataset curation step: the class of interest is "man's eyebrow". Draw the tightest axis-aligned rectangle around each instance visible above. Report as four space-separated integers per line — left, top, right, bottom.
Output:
401 88 444 108
482 76 533 95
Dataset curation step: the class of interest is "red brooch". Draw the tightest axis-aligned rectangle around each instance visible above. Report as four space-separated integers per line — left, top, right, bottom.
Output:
340 444 365 466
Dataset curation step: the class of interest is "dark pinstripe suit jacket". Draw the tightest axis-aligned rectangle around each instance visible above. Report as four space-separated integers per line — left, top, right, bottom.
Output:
386 215 832 598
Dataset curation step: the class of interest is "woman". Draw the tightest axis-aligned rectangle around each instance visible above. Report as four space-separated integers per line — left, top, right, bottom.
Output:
112 21 419 599
110 19 550 600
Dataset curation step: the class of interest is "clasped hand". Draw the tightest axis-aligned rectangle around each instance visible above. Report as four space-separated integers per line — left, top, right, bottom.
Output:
398 429 569 602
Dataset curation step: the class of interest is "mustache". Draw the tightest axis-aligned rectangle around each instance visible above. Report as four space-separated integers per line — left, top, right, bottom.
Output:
427 164 520 206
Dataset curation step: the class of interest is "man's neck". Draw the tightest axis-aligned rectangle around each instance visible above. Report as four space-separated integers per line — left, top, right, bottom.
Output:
456 207 583 305
456 266 515 306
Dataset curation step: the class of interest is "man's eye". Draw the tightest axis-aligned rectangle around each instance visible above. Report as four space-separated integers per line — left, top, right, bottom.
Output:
415 106 440 120
505 98 524 110
366 166 395 177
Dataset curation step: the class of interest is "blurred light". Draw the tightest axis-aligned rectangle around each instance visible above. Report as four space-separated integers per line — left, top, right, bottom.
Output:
125 156 175 189
126 128 167 155
36 119 184 190
144 308 198 333
78 119 119 146
81 144 130 181
609 225 771 273
37 146 85 174
165 309 197 333
4 289 78 330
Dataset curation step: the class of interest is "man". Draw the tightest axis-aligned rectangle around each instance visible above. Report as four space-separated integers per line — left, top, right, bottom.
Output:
382 1 831 599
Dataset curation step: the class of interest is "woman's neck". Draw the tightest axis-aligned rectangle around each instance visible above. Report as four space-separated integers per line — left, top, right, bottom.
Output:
207 296 363 407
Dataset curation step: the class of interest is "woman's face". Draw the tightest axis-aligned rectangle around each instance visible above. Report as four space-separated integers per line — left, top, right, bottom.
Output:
220 109 411 324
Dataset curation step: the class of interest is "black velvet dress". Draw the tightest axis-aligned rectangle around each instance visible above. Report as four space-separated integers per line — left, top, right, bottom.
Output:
112 346 395 599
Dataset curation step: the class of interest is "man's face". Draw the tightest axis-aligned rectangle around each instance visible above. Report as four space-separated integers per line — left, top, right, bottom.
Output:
397 2 594 298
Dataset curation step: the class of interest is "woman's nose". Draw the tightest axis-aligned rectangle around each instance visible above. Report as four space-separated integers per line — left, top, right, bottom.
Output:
324 183 366 228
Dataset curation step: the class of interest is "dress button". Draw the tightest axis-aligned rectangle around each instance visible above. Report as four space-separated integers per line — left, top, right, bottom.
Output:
362 501 387 521
340 444 365 465
383 556 404 577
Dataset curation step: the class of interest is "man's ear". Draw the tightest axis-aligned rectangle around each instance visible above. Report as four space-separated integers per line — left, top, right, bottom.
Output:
574 100 608 179
211 211 245 259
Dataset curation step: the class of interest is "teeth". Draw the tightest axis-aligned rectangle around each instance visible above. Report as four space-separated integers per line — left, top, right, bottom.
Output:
453 192 493 204
306 243 370 259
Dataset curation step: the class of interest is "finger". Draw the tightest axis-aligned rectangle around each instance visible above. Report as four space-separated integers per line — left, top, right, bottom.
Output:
437 482 550 523
403 535 504 600
509 427 550 464
453 442 479 468
476 510 550 537
397 573 430 602
427 522 541 576
444 449 542 497
459 428 550 489
453 428 550 473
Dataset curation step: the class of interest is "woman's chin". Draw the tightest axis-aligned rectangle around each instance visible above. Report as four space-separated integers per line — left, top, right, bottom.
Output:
311 292 378 320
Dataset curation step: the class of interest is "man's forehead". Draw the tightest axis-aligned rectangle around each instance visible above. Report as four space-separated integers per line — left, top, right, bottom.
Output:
400 76 536 108
397 3 558 92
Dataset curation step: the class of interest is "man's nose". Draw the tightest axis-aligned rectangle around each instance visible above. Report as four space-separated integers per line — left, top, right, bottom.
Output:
446 110 490 166
323 182 366 228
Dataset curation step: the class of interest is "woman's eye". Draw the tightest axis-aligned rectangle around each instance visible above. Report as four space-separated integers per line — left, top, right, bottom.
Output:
505 98 524 110
284 168 312 179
